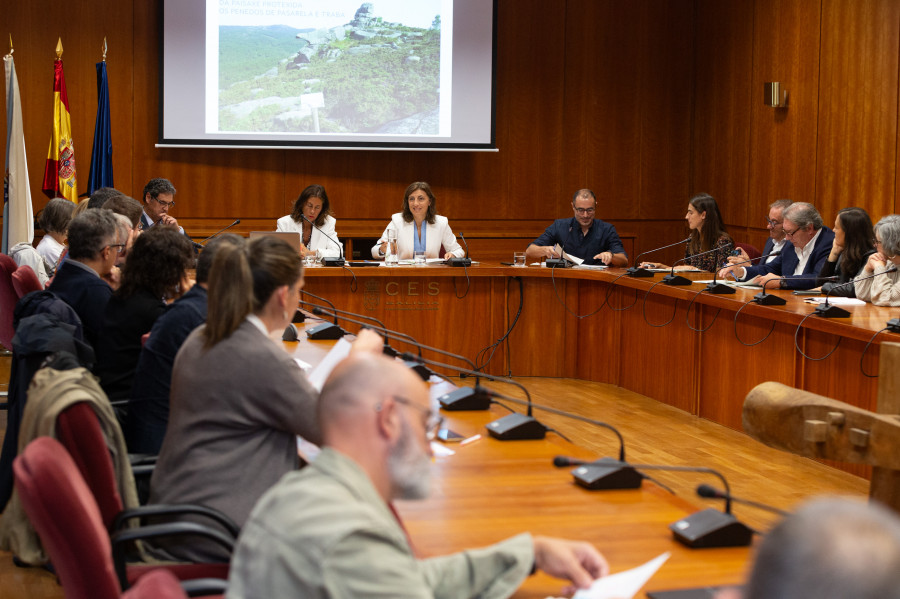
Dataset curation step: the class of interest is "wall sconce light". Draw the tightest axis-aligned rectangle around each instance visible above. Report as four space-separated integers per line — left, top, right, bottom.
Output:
764 82 788 108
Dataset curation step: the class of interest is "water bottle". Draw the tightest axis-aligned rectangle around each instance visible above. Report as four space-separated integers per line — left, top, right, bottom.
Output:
385 229 399 265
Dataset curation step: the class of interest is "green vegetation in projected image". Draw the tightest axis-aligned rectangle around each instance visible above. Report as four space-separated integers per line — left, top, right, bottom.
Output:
217 10 442 135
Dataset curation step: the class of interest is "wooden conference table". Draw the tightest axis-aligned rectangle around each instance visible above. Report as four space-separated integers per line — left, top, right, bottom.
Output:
300 261 900 445
282 327 750 598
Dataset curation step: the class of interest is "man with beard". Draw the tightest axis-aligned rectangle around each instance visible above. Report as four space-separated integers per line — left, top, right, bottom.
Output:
525 189 628 266
227 353 609 598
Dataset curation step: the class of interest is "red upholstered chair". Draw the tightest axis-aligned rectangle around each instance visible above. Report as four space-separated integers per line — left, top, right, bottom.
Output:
14 437 227 598
734 242 761 262
0 252 19 350
123 570 189 599
11 264 44 298
55 402 236 588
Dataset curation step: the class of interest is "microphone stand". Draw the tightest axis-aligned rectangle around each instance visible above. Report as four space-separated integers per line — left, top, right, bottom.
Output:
301 214 345 267
445 232 472 267
296 290 347 340
663 245 725 286
191 219 241 250
626 237 690 278
753 277 787 306
703 248 735 294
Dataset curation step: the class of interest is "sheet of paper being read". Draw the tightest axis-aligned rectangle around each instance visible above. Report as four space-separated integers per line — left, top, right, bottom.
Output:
545 552 670 599
553 244 584 265
307 337 354 391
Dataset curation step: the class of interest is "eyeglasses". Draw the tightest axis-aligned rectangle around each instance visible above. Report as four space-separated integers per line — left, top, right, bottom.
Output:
783 225 804 238
765 217 783 227
390 395 443 441
107 243 126 255
151 196 176 209
573 206 596 215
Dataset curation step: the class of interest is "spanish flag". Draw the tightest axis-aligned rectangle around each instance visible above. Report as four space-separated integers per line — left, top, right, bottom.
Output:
41 39 77 202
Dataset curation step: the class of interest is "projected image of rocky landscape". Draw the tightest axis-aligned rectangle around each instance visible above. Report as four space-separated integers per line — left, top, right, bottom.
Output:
217 3 443 135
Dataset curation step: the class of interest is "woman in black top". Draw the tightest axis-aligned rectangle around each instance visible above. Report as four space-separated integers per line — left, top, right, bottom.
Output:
816 207 876 296
94 226 195 409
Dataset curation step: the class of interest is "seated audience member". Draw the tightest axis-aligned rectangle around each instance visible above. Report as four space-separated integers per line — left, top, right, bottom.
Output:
855 214 900 306
126 234 245 454
716 497 900 599
140 177 182 232
718 202 834 290
816 207 875 296
47 209 121 349
149 236 323 562
525 189 627 266
371 182 465 260
276 184 342 258
35 197 74 274
87 186 124 209
103 194 144 258
94 226 194 407
641 193 733 272
227 352 609 598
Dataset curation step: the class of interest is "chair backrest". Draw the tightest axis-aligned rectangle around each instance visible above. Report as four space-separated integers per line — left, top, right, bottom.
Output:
56 401 126 530
12 264 44 298
13 436 123 599
735 242 762 262
0 253 19 350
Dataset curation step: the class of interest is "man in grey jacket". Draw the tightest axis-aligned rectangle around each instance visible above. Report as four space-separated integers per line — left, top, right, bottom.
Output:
227 353 609 598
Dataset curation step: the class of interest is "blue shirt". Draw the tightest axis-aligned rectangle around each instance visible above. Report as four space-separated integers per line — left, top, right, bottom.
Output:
531 217 627 265
413 222 427 254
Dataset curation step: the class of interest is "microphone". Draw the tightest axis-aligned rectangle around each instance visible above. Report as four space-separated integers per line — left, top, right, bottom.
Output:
308 305 415 358
662 245 724 286
753 274 837 306
554 458 754 548
445 232 472 267
301 214 345 267
696 484 788 516
311 307 493 407
191 219 241 250
814 265 898 318
627 237 690 278
545 228 571 269
703 247 735 295
295 290 347 340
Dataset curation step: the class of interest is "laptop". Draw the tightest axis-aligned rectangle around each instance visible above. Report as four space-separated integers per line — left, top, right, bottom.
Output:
249 231 302 254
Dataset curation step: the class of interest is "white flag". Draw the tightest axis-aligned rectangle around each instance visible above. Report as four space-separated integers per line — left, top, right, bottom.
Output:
4 53 34 254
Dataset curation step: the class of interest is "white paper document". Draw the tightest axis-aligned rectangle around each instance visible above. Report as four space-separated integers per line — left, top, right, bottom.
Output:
551 552 670 599
805 297 866 306
306 337 354 390
553 244 584 265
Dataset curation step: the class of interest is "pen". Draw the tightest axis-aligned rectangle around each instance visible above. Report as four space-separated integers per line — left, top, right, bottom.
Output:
460 434 482 446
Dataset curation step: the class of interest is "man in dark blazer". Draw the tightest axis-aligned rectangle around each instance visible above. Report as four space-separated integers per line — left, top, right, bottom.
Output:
140 177 183 233
47 209 121 349
719 202 834 290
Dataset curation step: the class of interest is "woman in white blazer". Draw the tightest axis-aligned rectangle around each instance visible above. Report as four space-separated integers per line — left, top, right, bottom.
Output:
371 182 464 260
276 184 342 258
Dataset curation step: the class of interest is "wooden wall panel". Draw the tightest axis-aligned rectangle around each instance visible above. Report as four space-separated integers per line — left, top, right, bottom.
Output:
563 0 643 221
748 0 821 212
816 0 900 222
692 0 754 225
638 1 694 220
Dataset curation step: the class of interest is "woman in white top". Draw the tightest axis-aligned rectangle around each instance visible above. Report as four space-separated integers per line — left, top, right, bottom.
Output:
371 182 464 260
855 214 900 307
276 184 342 258
35 197 74 275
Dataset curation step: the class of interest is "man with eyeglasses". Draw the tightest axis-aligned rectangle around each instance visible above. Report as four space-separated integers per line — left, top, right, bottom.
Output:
227 353 610 599
718 202 834 290
525 189 628 267
48 209 123 349
140 177 183 233
729 199 793 267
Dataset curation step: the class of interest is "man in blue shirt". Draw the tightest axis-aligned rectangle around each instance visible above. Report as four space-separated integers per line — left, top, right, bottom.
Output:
525 189 628 266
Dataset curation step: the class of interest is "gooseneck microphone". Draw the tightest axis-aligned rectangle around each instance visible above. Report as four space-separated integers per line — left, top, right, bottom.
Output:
663 245 725 286
301 214 345 267
308 305 418 358
446 232 472 267
627 237 690 278
192 219 241 250
545 228 571 269
696 484 788 516
704 247 735 295
753 273 838 306
553 458 754 548
814 265 898 318
296 290 347 340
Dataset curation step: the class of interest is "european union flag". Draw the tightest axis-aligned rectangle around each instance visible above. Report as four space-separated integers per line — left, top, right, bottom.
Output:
87 60 113 194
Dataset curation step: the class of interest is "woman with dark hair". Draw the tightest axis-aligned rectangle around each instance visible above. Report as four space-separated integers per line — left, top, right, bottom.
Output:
371 181 464 260
147 236 321 562
641 193 734 272
816 207 876 296
94 225 195 404
856 214 900 306
275 184 342 258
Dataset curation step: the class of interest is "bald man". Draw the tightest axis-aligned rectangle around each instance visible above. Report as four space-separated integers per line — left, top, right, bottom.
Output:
227 353 609 598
